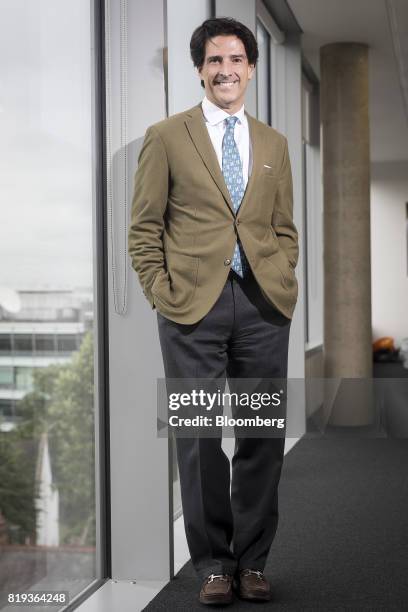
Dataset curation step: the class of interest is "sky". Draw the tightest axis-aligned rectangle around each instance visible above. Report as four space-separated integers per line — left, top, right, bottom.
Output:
0 0 94 292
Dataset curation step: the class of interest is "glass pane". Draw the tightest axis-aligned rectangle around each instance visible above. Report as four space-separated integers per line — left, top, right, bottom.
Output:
0 367 14 388
13 335 33 354
256 20 271 125
15 367 34 392
34 334 56 353
0 0 100 608
0 336 12 353
0 400 14 420
56 334 78 353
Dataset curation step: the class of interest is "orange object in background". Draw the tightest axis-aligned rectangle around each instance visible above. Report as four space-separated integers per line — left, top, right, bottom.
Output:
373 337 395 352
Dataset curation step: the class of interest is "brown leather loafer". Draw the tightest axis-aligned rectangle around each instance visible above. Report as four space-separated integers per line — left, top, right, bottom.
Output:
199 573 233 605
237 569 272 601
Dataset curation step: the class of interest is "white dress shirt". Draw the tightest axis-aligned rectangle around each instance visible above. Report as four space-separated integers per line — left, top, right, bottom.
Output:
201 96 252 187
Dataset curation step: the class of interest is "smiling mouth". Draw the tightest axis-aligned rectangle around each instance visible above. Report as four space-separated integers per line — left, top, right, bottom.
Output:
214 81 239 88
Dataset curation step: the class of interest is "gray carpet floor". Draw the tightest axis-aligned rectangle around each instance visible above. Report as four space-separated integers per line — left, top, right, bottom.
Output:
144 436 408 611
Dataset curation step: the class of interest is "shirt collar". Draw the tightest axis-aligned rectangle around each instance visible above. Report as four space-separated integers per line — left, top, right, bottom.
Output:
202 96 245 126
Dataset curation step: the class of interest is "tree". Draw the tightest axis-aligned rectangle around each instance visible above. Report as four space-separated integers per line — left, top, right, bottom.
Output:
7 330 96 546
0 426 36 543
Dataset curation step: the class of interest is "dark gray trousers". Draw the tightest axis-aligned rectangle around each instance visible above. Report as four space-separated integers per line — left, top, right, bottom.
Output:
157 270 291 579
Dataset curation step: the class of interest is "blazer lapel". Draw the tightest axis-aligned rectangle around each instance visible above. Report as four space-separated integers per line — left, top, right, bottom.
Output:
184 105 234 214
238 111 264 217
184 105 266 217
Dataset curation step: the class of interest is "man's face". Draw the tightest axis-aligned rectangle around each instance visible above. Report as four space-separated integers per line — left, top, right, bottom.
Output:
198 35 255 114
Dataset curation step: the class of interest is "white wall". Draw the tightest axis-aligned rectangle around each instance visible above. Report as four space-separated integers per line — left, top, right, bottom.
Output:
107 0 170 581
167 0 212 114
371 160 408 347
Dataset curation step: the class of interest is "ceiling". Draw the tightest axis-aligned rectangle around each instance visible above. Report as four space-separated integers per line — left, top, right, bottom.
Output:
287 0 408 163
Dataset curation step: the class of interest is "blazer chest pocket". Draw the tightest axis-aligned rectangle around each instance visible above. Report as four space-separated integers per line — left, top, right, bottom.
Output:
261 165 277 178
152 251 199 308
261 171 278 204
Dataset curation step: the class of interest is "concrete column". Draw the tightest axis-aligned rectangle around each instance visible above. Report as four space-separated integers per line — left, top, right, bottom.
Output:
320 43 373 425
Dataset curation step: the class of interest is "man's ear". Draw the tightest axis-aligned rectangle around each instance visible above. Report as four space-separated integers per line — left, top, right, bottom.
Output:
197 67 205 89
248 64 255 80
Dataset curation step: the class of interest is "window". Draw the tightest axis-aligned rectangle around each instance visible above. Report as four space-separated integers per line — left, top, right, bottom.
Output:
56 334 78 353
256 20 271 125
0 367 14 388
0 1 104 607
256 0 285 131
302 74 323 347
15 367 34 391
13 335 33 353
0 399 14 419
0 336 12 353
34 334 56 353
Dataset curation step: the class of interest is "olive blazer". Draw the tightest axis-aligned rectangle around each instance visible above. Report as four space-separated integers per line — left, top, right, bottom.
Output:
128 103 299 324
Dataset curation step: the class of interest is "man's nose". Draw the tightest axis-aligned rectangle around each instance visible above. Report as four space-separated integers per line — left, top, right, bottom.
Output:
219 61 234 75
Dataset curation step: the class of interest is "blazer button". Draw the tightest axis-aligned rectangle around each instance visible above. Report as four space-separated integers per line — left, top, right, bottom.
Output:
236 219 241 225
224 258 231 266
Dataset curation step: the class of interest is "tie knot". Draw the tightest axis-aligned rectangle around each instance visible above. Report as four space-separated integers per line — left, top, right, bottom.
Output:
225 115 239 130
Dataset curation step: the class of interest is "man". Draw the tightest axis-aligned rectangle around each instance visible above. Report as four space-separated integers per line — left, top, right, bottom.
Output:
128 17 298 606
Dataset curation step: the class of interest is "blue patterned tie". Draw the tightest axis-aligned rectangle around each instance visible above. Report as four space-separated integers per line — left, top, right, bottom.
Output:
222 116 249 277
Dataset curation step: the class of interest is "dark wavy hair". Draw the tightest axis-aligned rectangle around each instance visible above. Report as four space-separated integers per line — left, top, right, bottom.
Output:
190 17 258 87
